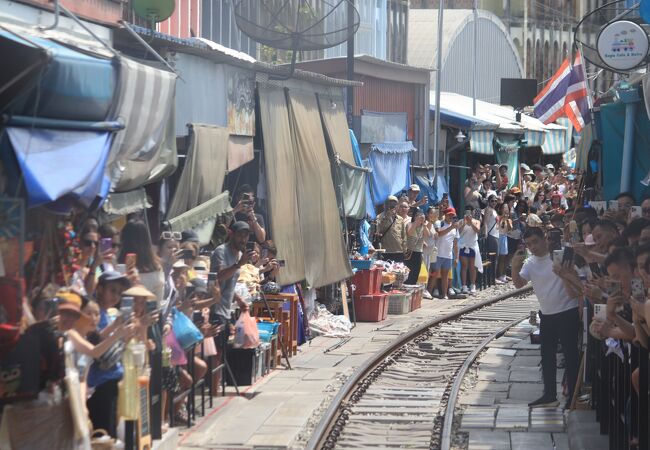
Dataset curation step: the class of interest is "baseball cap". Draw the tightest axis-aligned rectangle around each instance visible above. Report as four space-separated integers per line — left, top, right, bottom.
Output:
409 184 420 192
445 207 457 217
546 164 555 170
57 302 84 318
520 163 531 171
181 230 199 243
98 270 130 286
387 195 399 202
231 221 251 233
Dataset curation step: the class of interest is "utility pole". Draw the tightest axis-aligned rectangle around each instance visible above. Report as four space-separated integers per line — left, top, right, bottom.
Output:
347 0 355 126
472 0 477 116
433 0 445 179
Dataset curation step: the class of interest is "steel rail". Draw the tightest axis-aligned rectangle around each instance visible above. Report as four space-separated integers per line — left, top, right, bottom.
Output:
439 315 528 450
305 285 534 450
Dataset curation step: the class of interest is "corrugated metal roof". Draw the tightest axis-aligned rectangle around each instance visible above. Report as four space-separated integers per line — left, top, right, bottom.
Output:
408 9 523 102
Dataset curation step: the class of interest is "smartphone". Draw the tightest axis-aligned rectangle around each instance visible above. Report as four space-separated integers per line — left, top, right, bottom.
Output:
146 300 158 314
589 262 602 277
553 249 564 266
630 206 643 219
594 303 607 320
192 310 204 325
547 229 562 251
179 249 194 260
277 259 286 267
261 248 269 260
125 253 137 268
100 238 112 253
120 296 134 316
562 246 575 265
246 242 256 252
631 278 646 301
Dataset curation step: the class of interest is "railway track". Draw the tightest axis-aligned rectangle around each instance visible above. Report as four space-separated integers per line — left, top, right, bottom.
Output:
306 286 537 450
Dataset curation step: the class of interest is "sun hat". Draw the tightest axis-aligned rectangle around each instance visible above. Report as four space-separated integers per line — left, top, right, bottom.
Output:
123 284 156 299
409 184 420 192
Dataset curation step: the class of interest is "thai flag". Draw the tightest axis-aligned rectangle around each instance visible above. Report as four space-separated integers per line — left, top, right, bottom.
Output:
564 52 591 132
533 51 591 132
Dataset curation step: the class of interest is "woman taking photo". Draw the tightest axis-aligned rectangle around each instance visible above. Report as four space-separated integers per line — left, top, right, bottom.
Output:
405 208 430 285
119 220 164 304
458 207 481 294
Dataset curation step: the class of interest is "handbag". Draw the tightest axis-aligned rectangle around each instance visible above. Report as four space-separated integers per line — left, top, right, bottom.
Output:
172 308 203 350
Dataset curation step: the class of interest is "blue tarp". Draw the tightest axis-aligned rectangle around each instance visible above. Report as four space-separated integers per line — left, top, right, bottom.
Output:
3 31 115 122
369 150 412 205
6 127 112 208
349 130 376 219
429 104 493 129
413 169 454 208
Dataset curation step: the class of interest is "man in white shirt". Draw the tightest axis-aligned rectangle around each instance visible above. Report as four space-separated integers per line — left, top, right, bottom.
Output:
512 227 580 409
433 207 459 299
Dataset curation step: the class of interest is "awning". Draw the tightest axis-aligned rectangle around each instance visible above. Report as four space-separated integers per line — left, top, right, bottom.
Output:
5 127 112 208
101 188 151 216
371 141 417 154
108 56 178 192
1 30 116 122
166 192 232 246
431 92 569 155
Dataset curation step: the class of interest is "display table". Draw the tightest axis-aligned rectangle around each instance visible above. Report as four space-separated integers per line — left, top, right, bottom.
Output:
262 293 299 356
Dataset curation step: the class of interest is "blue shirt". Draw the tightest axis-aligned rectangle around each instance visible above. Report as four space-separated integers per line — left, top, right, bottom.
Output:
87 308 124 388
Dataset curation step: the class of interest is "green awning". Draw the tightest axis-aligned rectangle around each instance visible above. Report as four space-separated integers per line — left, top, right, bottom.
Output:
166 191 232 245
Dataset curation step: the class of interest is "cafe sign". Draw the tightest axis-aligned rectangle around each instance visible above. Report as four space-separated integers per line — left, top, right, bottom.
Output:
597 20 649 71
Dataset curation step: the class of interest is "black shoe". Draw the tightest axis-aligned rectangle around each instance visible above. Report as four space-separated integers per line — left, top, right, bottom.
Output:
528 394 559 408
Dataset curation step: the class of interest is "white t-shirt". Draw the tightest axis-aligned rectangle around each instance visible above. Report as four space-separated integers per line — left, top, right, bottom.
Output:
519 254 577 315
458 223 478 249
484 208 499 238
437 222 459 259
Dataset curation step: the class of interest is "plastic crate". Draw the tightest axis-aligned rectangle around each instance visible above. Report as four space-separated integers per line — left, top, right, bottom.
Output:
387 292 411 315
372 267 383 294
351 269 375 297
350 259 373 270
354 293 388 322
402 285 424 311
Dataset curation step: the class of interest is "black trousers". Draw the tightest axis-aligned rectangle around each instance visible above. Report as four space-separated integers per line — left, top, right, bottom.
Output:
382 252 404 263
539 308 580 400
87 379 119 437
405 251 423 285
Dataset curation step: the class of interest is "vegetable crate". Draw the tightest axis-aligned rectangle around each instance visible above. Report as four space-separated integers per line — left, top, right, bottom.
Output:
351 267 383 299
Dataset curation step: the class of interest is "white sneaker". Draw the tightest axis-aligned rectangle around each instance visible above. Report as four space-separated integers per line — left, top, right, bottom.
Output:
448 288 455 297
432 289 440 298
461 285 469 294
442 296 449 300
495 277 505 285
470 284 477 294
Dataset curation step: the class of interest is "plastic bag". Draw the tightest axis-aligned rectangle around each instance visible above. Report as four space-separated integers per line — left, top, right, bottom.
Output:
417 261 428 284
172 307 203 350
233 311 260 349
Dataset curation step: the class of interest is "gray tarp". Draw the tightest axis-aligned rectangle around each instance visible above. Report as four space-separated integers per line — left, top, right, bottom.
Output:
167 192 232 245
259 86 306 285
109 57 178 192
287 91 352 287
318 94 368 220
166 124 230 245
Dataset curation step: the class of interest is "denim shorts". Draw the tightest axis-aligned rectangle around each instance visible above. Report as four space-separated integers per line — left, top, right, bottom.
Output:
498 235 509 255
460 247 476 258
434 257 454 271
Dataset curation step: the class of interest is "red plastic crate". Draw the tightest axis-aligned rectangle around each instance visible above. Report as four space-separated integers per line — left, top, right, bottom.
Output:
352 269 375 298
372 267 383 294
410 288 422 311
354 293 388 322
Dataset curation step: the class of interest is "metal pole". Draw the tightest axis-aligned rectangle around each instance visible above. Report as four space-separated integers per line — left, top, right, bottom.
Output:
621 99 637 193
433 0 445 181
347 0 355 127
472 0 477 116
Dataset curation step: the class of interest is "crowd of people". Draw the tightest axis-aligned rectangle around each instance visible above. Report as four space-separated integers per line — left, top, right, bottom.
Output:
0 185 303 447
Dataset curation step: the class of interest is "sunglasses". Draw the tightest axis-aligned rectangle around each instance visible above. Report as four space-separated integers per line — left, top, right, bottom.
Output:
160 231 182 241
81 239 98 247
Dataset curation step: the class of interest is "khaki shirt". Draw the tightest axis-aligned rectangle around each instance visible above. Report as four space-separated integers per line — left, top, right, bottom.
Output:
376 212 406 253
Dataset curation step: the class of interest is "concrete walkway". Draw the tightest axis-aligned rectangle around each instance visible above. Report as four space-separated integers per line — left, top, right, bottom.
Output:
177 285 517 450
455 318 569 450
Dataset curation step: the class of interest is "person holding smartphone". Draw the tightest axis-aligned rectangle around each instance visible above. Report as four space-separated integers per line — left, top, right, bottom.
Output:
210 221 256 326
512 227 580 409
231 185 266 243
458 206 481 294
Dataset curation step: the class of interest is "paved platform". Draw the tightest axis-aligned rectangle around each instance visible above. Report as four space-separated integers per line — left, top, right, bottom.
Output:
177 285 516 450
456 319 570 450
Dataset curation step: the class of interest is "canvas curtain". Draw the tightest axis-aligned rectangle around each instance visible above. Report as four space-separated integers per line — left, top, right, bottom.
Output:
287 91 352 287
259 86 306 285
166 124 229 245
318 94 367 219
494 136 520 189
369 149 412 205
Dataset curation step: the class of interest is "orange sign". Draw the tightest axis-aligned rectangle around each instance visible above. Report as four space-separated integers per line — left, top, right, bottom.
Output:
18 0 124 26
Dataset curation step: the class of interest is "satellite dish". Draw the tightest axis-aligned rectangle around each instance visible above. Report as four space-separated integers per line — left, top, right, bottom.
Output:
132 0 175 23
234 0 360 79
574 0 650 72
